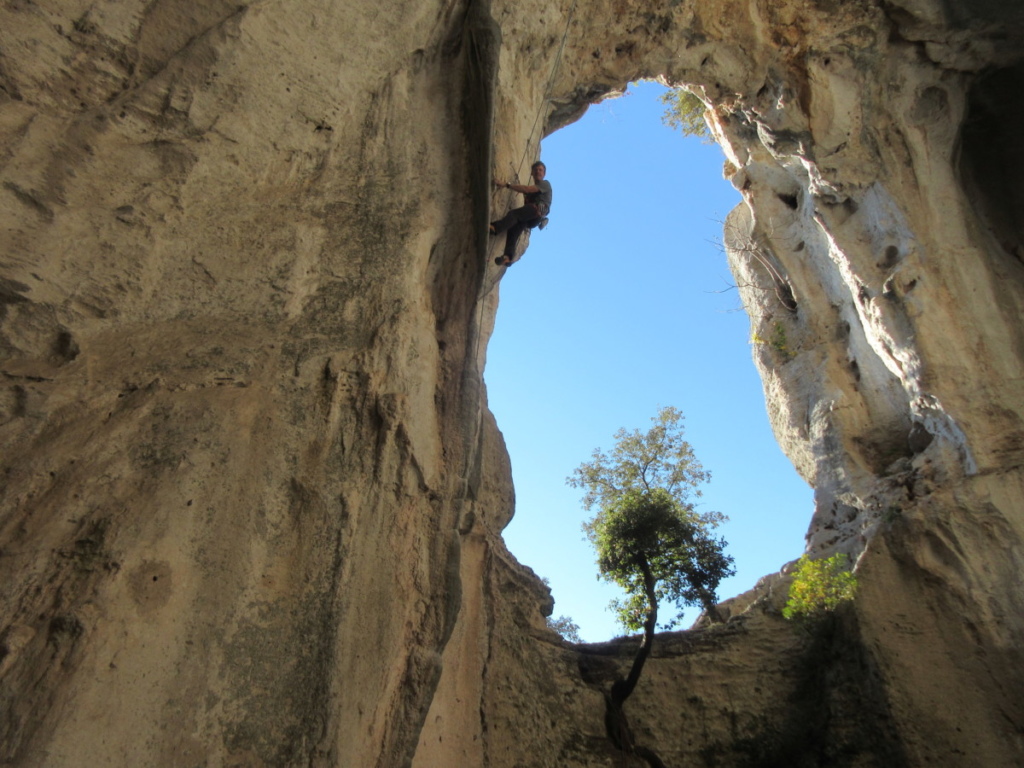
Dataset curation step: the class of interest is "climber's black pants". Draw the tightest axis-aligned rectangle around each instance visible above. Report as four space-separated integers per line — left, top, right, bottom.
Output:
491 205 542 259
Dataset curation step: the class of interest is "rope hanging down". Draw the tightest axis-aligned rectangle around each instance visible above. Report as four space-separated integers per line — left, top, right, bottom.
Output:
508 0 578 187
482 0 578 299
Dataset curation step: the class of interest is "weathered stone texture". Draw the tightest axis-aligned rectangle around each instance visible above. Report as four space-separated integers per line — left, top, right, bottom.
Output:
2 0 1024 765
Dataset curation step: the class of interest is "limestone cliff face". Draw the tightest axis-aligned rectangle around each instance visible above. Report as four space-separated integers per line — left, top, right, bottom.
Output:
2 1 1023 766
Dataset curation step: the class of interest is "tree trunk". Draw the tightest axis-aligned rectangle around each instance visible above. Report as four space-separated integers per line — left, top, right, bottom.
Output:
700 588 724 623
611 560 658 706
605 559 667 767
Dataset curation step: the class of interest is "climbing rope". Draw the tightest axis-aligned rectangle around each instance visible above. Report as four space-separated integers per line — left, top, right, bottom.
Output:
484 0 578 279
478 0 578 300
508 0 579 186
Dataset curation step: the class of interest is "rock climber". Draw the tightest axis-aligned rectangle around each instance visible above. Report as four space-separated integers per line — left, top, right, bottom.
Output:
490 161 552 267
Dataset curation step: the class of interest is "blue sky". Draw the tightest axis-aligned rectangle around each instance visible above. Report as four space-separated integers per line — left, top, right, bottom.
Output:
484 81 813 642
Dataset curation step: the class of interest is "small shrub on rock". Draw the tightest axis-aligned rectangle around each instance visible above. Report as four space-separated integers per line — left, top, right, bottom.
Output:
782 553 857 621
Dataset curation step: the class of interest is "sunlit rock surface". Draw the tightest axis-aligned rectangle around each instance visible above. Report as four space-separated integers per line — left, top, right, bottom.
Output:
2 0 1023 765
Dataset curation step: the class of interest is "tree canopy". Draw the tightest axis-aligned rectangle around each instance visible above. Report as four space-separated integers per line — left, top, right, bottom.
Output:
568 407 735 630
592 487 734 631
570 405 712 515
782 553 858 621
546 614 582 643
658 87 712 140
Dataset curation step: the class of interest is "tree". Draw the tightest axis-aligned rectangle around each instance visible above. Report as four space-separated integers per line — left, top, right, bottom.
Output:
567 408 735 764
569 407 732 628
658 86 712 140
782 554 858 621
595 488 735 631
571 405 711 514
546 614 582 643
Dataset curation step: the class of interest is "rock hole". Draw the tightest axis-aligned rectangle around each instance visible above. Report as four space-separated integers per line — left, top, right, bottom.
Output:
908 423 934 454
777 192 798 210
910 86 949 125
779 282 798 312
54 327 81 360
878 244 900 270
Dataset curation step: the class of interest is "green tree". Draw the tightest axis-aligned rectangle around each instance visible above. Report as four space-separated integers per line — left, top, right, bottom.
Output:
658 87 712 140
570 405 711 515
593 488 733 632
546 614 582 643
782 553 858 621
568 408 735 763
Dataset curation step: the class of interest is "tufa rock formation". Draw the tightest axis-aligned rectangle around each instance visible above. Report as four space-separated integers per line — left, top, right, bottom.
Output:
2 0 1023 765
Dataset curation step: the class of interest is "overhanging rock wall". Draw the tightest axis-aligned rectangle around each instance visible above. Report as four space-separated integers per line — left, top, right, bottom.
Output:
2 1 1023 766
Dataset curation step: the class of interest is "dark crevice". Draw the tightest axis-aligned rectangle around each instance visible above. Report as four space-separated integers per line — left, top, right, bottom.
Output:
777 192 799 210
877 244 900 270
958 61 1024 266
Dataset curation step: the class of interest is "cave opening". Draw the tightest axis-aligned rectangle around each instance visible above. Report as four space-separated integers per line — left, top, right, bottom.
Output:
958 60 1024 266
484 81 813 643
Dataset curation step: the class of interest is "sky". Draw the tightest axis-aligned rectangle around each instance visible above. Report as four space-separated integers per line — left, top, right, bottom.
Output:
483 81 814 643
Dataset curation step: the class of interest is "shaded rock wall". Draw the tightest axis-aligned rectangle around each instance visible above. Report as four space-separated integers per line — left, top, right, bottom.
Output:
1 1 498 764
2 0 1024 766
